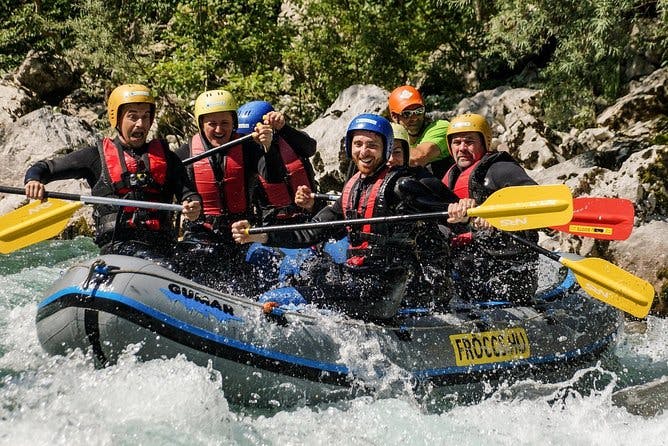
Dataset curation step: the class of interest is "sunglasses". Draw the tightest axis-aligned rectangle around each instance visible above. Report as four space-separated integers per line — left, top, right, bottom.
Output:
398 106 425 119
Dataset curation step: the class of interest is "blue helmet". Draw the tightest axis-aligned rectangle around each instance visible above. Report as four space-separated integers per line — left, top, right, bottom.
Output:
344 113 394 161
237 100 274 135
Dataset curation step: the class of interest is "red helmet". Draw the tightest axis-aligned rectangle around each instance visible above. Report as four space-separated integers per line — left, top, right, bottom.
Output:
388 85 424 114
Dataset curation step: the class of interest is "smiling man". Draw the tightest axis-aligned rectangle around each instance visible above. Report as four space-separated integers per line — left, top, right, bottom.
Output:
388 85 453 178
232 114 453 319
24 83 201 259
175 89 274 246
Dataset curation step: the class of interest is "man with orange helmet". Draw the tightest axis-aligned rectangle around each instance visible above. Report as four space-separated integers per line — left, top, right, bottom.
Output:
444 113 539 304
24 83 201 260
388 85 452 178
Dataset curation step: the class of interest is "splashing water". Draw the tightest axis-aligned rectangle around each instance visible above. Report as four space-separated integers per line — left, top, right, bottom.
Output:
1 238 666 445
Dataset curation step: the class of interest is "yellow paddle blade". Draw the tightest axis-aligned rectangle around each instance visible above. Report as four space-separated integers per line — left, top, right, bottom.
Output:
0 199 83 254
467 184 573 231
561 256 655 318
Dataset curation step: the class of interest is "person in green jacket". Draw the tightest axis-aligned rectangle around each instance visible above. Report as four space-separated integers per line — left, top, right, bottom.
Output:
388 85 453 178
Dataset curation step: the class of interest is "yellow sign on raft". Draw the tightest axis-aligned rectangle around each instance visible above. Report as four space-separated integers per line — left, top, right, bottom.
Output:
450 327 531 366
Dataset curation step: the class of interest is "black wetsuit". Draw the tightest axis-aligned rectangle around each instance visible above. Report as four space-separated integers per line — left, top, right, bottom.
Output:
24 136 200 261
265 164 456 320
443 152 539 304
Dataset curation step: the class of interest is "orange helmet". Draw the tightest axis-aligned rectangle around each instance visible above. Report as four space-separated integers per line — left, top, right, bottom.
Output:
388 85 424 114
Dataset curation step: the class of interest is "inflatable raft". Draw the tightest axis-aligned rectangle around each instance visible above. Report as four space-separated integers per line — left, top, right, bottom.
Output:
35 253 622 407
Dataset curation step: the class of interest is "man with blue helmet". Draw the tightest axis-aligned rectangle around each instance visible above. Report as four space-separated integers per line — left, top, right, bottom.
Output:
231 114 453 319
237 100 321 224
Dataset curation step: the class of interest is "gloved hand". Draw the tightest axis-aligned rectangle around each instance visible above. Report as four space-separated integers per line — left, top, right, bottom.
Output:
396 177 449 212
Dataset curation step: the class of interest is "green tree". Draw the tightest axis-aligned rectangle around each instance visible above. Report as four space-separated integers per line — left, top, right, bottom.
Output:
0 0 75 72
150 1 291 107
484 0 668 129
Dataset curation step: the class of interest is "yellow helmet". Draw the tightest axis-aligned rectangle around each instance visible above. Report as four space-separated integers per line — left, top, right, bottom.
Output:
194 89 238 131
391 122 409 146
446 113 492 154
107 84 155 128
391 122 410 166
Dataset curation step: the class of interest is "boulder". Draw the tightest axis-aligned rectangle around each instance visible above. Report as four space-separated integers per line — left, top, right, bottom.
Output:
0 107 98 219
13 50 80 105
0 80 40 137
605 219 668 314
596 67 668 130
302 84 388 191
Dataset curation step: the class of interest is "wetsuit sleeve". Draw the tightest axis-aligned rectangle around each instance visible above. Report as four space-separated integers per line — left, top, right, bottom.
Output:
265 199 346 248
395 168 458 212
24 145 101 188
485 161 537 189
174 142 191 161
242 140 265 177
277 125 317 158
259 139 286 183
165 149 201 203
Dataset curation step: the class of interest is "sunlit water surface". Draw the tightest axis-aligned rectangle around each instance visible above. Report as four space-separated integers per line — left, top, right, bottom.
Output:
1 238 666 445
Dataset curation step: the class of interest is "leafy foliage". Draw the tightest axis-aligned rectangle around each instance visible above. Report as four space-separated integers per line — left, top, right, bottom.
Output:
0 0 666 130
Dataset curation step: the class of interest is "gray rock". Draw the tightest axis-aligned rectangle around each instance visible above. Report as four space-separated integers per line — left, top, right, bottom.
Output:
302 84 388 190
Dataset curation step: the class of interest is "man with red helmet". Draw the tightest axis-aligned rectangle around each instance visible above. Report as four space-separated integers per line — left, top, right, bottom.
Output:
24 84 201 260
388 85 453 178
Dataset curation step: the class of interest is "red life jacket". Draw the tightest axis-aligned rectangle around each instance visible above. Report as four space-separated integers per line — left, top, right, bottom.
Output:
103 137 168 193
258 136 313 208
101 137 169 231
190 134 247 215
442 159 482 247
341 168 390 266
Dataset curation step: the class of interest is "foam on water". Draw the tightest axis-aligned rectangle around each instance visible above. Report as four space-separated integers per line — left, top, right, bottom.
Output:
1 240 667 445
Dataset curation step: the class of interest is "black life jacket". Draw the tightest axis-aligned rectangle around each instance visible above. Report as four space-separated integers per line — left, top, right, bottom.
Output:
442 151 538 254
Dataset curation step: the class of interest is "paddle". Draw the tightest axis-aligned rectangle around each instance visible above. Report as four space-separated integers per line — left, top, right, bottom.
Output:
247 184 573 234
550 197 634 240
506 232 654 318
315 193 635 241
313 192 342 202
0 185 184 254
182 133 254 165
0 199 84 254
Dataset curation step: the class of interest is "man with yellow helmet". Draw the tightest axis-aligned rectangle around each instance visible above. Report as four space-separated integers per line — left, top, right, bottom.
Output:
388 85 453 178
24 83 201 259
444 113 539 304
173 89 275 291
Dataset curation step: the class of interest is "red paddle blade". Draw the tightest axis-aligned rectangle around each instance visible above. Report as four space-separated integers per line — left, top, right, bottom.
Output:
550 197 634 240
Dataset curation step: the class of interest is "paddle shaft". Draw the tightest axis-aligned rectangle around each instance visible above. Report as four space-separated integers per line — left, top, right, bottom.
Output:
315 193 633 240
182 133 255 165
0 186 183 212
313 193 342 202
247 211 449 234
504 231 559 262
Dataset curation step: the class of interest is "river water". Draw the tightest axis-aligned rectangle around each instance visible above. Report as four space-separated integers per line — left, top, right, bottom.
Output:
0 238 666 445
